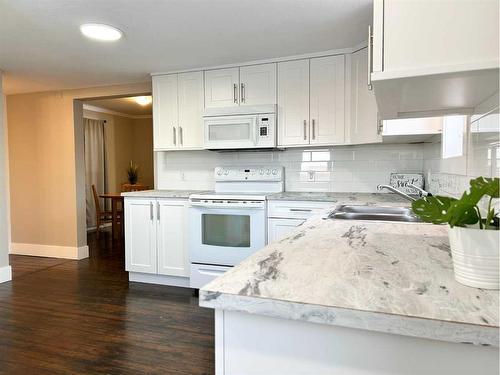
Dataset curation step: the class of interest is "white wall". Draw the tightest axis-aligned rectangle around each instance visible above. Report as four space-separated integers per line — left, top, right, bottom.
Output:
0 71 12 282
156 143 424 193
424 93 500 198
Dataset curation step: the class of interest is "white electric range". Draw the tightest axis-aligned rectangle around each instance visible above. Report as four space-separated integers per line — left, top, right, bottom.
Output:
188 166 284 288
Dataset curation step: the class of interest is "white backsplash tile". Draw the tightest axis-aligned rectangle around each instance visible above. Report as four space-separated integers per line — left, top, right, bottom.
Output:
156 144 425 193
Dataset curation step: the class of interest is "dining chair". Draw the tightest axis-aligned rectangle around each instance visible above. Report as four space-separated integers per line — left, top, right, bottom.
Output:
92 184 122 238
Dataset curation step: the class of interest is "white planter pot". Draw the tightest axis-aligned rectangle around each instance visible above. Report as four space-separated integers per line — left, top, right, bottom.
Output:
448 227 499 289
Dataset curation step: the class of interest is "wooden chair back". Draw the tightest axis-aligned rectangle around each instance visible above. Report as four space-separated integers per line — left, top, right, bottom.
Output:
91 184 102 214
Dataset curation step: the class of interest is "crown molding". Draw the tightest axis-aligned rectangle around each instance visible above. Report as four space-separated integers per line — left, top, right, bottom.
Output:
151 43 368 76
83 104 152 119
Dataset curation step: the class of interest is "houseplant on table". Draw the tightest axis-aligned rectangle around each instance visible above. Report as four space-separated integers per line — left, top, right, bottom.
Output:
126 161 139 185
412 176 499 289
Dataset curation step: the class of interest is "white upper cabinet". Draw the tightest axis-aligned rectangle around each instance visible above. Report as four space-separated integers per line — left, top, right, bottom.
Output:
205 64 276 108
278 57 346 147
310 55 345 145
157 199 189 277
278 59 310 146
239 63 276 106
153 74 178 150
348 48 381 145
371 0 500 119
204 67 240 108
177 71 204 149
153 72 204 151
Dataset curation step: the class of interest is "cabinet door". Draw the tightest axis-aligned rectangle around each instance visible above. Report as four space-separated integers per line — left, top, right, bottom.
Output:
310 55 345 145
277 59 310 146
204 67 239 108
125 199 157 274
349 48 381 144
268 218 305 243
157 199 189 277
178 71 204 149
153 74 178 150
240 63 276 105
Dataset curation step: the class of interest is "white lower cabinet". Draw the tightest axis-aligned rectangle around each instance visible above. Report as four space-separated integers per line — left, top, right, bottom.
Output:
268 218 305 243
124 198 157 274
125 198 190 284
157 199 189 277
267 200 336 242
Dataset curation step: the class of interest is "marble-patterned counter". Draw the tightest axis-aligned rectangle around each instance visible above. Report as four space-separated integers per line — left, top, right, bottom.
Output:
121 189 208 199
267 191 410 204
200 216 499 346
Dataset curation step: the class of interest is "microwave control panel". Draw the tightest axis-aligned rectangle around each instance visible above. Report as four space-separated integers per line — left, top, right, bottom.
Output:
257 114 275 147
259 117 270 138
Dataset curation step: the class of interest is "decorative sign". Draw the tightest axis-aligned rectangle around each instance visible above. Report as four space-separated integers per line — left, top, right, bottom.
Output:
390 173 424 195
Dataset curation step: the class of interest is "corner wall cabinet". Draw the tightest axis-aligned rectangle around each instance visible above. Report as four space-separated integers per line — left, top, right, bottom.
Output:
125 198 190 285
204 63 276 108
370 0 499 119
153 71 204 151
347 47 381 145
278 55 345 147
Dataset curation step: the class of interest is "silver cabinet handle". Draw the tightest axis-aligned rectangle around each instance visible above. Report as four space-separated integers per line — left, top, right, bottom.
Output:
303 120 307 140
312 119 316 140
367 25 373 90
157 202 160 220
233 83 238 103
241 83 245 103
179 126 183 146
173 127 176 145
377 118 384 135
150 202 154 220
290 208 313 212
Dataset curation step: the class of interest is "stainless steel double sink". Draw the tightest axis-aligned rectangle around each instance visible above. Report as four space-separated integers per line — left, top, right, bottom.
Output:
328 205 421 223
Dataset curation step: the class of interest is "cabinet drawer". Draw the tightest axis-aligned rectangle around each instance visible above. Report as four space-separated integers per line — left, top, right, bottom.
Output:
267 200 335 219
190 263 231 289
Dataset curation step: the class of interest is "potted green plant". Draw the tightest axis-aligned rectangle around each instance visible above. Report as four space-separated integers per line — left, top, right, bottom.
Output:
126 161 139 185
412 177 499 289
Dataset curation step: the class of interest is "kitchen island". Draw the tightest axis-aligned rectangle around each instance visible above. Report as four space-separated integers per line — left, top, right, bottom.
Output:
200 215 499 374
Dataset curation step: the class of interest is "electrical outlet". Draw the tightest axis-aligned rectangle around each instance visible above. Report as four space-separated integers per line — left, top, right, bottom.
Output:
180 172 186 181
307 170 315 182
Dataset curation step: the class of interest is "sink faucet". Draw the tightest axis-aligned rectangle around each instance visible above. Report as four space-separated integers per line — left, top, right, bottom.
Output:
377 184 417 202
408 183 432 197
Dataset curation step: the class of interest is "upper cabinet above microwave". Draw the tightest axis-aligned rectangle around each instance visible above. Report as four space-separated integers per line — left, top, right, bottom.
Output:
370 0 499 119
204 63 276 108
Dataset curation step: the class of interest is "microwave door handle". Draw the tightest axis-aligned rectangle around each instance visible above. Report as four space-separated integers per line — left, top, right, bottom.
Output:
253 117 259 146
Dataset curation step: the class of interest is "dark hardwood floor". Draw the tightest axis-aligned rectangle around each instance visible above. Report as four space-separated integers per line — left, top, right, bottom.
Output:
0 230 215 375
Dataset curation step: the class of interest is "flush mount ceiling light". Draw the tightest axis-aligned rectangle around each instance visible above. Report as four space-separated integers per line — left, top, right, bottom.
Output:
133 96 152 106
80 23 123 41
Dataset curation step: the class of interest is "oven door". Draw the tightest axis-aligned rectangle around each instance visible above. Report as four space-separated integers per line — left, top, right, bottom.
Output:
189 204 266 266
204 115 258 149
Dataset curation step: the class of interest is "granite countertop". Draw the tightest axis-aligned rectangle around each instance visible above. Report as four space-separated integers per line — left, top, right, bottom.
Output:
200 217 499 346
267 192 411 204
121 189 208 198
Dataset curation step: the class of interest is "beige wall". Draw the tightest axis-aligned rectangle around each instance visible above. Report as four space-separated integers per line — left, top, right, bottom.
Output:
6 82 151 253
0 71 10 270
83 109 153 193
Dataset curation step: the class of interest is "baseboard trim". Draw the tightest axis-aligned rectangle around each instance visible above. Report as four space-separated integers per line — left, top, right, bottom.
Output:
10 243 89 260
129 272 190 288
0 265 12 283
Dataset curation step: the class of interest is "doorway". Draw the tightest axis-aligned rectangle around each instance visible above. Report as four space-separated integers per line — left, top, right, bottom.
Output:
81 95 153 239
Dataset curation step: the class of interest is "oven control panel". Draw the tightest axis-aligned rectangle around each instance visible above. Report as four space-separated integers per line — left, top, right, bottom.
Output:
214 166 283 181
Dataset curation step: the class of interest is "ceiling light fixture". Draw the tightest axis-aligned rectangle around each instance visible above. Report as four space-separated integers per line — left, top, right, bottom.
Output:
80 23 123 41
133 96 152 106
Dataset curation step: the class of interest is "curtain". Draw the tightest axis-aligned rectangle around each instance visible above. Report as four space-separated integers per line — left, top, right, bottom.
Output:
84 118 107 228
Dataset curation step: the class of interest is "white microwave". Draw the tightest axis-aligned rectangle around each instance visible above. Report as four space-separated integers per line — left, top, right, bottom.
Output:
203 105 276 150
